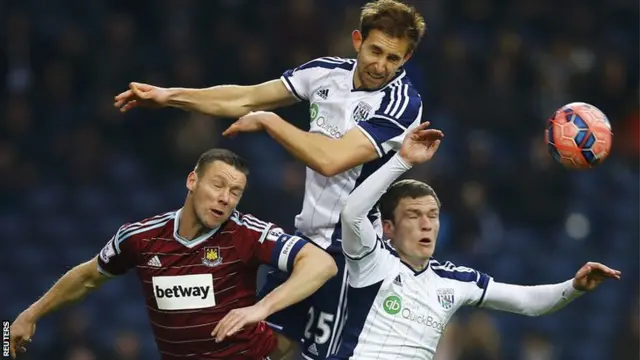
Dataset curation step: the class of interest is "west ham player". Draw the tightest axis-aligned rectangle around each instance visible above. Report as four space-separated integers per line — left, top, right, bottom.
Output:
332 122 621 360
114 1 426 358
9 149 337 360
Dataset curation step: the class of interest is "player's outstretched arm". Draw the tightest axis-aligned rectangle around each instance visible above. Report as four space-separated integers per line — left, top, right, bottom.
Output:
9 257 110 358
114 79 297 118
341 152 411 256
224 111 381 177
481 262 621 316
342 122 443 258
258 243 337 316
212 243 337 342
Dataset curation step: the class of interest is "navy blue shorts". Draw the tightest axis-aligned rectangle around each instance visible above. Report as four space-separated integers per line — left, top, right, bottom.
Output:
257 251 347 359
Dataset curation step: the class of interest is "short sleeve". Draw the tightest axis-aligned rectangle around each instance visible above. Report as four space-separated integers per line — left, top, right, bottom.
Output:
430 261 492 307
357 83 423 157
232 213 307 273
281 57 354 101
260 230 308 273
97 224 139 277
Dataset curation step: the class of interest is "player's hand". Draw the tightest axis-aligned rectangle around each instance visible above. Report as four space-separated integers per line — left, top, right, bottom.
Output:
398 121 444 166
211 303 271 342
222 111 279 137
9 311 37 359
114 82 170 112
572 262 621 291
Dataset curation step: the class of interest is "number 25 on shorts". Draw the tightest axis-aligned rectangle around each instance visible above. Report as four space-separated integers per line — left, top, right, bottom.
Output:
304 306 334 345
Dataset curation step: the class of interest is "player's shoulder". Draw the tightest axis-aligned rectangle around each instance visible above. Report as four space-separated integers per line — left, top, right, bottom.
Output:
294 56 356 73
228 210 274 239
372 70 422 121
428 258 489 286
115 210 177 243
380 71 420 100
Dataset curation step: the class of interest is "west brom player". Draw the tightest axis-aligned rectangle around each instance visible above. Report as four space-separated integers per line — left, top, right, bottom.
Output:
8 149 337 360
114 1 427 358
332 122 621 360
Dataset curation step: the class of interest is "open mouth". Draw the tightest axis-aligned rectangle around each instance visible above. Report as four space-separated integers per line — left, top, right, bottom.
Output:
367 72 384 80
419 237 432 245
210 209 224 217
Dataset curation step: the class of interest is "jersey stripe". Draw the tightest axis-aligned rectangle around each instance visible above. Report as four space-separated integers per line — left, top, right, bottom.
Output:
430 260 491 291
328 266 350 354
393 85 410 118
335 281 384 358
115 218 174 253
383 83 401 114
296 57 355 72
118 212 175 240
380 84 417 121
230 211 271 238
243 214 270 229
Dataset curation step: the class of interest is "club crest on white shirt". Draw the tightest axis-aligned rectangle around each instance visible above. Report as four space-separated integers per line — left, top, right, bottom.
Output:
353 101 373 123
437 288 455 309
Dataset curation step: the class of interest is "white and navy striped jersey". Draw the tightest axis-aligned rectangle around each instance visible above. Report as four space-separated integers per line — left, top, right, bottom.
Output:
332 154 585 360
335 248 490 359
280 57 423 252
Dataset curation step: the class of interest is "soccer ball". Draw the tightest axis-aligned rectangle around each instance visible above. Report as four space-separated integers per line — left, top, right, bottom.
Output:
545 102 613 169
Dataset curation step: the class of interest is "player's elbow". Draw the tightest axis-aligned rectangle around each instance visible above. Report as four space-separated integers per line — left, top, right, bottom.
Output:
518 308 539 317
340 202 361 230
314 151 354 177
314 159 343 177
299 247 338 280
320 255 339 279
513 304 542 317
315 251 338 280
78 257 109 289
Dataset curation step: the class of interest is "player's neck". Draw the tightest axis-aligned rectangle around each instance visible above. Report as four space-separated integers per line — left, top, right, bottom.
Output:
177 206 211 241
398 251 430 271
352 72 363 90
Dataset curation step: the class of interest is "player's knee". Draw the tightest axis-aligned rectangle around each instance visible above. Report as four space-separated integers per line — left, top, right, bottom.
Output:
269 333 301 360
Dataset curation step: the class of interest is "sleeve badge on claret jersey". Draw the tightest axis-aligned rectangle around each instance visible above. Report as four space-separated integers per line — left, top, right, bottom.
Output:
265 227 285 242
202 247 223 267
99 238 117 263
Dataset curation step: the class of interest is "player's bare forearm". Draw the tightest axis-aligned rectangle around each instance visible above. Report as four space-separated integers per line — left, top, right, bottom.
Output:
166 80 296 118
166 85 255 118
257 245 337 316
24 257 108 321
261 116 378 177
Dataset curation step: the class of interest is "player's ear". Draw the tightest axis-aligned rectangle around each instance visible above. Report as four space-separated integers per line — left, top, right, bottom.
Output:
352 30 363 52
186 171 197 192
382 219 395 239
402 50 414 65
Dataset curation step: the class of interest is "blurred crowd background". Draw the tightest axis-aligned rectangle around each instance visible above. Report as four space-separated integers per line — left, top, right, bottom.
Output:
1 0 638 359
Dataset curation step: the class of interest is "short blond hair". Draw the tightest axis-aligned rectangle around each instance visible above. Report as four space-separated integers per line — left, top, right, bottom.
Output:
360 0 426 53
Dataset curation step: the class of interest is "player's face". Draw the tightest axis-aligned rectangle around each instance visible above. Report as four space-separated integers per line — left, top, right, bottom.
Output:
188 161 247 229
385 195 439 262
352 29 412 90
